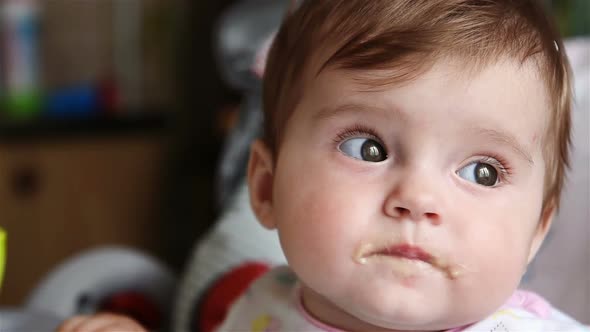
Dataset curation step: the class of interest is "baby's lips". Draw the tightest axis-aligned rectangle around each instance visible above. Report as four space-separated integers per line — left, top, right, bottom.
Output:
356 242 434 263
354 241 469 280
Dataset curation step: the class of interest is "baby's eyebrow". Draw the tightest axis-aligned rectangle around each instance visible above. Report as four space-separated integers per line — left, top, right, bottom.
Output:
313 102 407 122
471 127 534 166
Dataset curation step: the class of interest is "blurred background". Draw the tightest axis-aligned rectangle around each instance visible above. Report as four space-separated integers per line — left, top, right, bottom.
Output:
0 0 240 306
0 0 587 311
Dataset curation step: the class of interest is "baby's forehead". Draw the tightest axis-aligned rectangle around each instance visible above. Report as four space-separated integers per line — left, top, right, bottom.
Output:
299 57 550 145
321 55 544 90
306 56 549 108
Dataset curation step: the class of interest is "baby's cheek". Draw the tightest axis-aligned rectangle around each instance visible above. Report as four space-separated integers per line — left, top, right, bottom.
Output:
476 233 528 277
463 242 527 306
278 193 355 282
280 207 342 265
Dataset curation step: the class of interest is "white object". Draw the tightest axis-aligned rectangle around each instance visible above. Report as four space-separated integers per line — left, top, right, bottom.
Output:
0 309 61 332
25 246 177 319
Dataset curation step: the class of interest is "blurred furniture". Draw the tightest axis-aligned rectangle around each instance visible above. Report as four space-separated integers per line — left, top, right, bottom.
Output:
0 0 177 306
0 133 167 305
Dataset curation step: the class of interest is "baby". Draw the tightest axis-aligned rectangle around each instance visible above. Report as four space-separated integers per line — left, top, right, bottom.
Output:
58 0 589 331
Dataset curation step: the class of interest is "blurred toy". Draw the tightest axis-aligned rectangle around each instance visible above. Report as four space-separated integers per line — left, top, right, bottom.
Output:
26 246 177 330
45 85 100 118
1 0 42 119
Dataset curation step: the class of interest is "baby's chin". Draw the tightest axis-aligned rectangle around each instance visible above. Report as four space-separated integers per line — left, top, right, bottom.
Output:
344 309 469 332
342 305 448 331
302 270 511 331
334 292 484 332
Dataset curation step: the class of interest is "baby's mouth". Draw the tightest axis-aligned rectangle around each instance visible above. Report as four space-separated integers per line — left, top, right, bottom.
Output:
355 242 463 279
373 244 433 262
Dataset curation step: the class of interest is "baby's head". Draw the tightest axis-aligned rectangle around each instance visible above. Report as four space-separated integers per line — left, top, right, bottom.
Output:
248 0 572 330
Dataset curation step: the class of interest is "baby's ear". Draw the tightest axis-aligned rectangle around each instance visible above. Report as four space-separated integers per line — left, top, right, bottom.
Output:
247 140 277 229
527 199 556 264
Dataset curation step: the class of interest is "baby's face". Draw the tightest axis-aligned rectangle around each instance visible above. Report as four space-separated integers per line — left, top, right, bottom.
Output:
260 58 552 331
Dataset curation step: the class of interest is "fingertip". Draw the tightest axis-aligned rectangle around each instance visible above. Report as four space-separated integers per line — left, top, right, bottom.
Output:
55 316 89 332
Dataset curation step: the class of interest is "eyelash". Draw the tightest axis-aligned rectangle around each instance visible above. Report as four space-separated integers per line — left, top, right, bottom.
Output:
333 125 513 183
333 124 383 146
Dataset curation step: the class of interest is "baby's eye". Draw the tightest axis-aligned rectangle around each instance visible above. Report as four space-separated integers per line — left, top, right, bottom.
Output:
457 162 499 187
339 137 387 162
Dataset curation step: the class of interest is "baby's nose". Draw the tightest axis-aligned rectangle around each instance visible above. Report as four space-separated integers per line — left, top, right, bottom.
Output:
387 205 441 225
382 174 443 225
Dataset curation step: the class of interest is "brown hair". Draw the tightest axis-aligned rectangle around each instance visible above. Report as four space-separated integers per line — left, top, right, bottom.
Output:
262 0 572 209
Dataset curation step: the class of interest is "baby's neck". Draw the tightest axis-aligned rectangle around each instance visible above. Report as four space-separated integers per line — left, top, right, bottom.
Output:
300 285 445 332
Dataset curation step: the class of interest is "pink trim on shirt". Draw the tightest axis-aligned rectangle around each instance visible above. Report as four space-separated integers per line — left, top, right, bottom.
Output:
295 285 347 332
502 289 551 318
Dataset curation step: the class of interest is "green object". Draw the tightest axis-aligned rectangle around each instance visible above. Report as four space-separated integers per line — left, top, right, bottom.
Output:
4 91 42 120
0 228 5 290
552 0 590 37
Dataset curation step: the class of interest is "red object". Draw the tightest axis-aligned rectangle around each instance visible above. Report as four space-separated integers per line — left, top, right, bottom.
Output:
198 262 271 332
98 77 119 113
99 291 161 330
